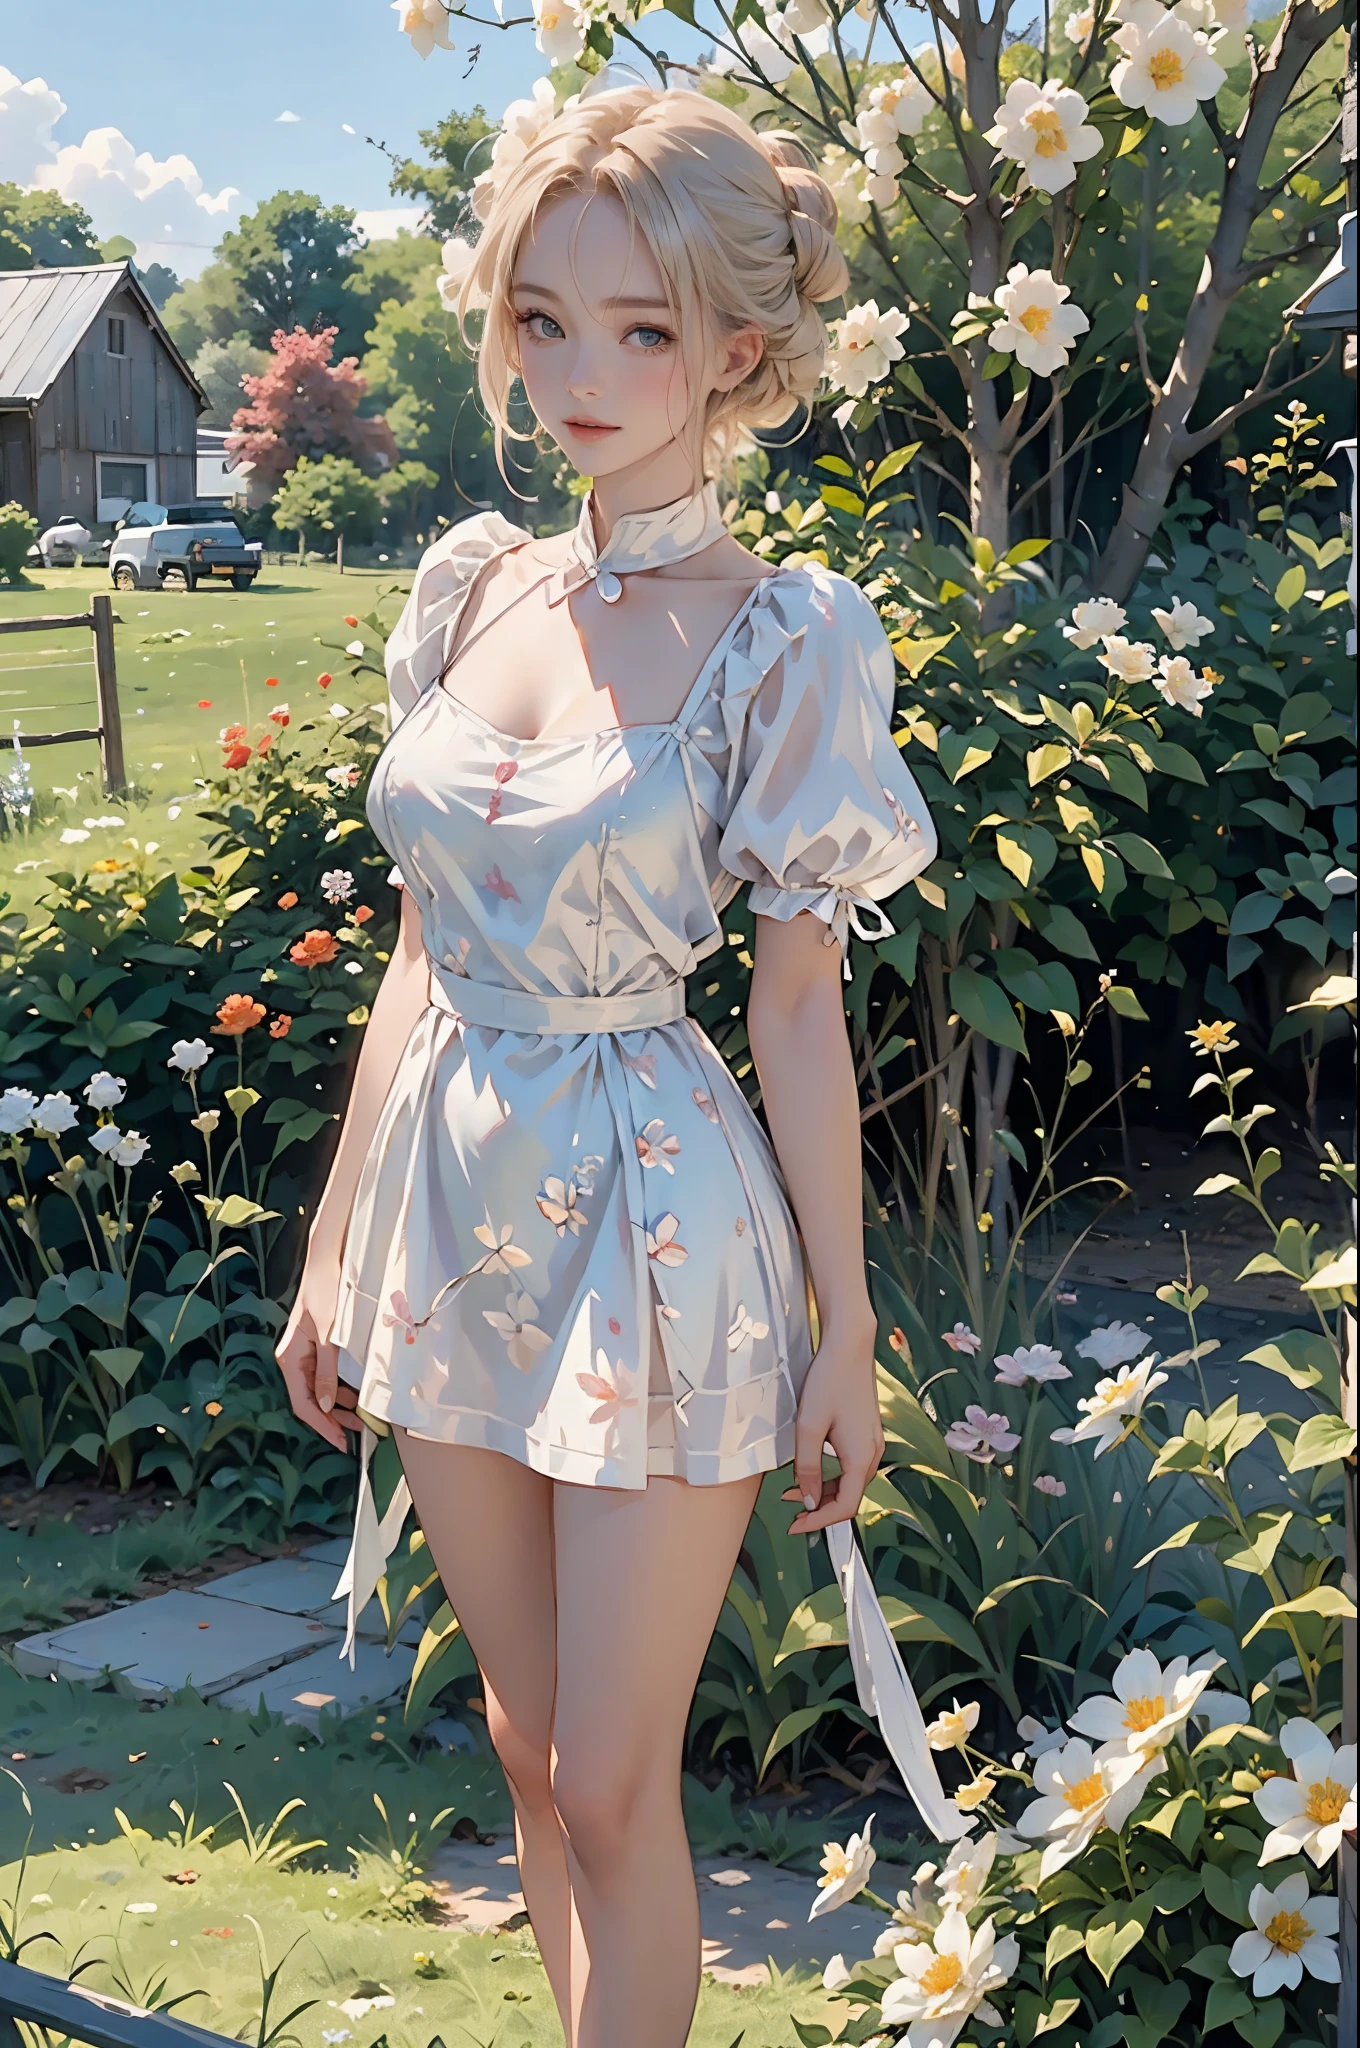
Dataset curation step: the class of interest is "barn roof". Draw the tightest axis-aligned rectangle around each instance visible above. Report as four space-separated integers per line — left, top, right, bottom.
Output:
0 262 204 408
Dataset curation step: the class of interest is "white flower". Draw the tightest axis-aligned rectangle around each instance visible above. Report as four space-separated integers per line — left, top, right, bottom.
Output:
989 265 1089 376
727 1303 770 1350
926 1699 980 1753
1033 1474 1068 1496
826 301 909 399
1018 1737 1164 1877
32 1093 79 1137
1065 6 1096 45
483 1290 553 1370
1062 597 1127 649
1154 654 1216 716
534 0 586 66
636 1119 681 1172
819 146 870 227
473 1217 533 1274
1099 634 1157 684
994 1342 1070 1385
326 764 361 789
781 0 832 34
821 1952 853 1991
1051 1355 1168 1456
320 869 355 904
880 1907 1019 2044
83 1071 126 1110
1069 1647 1223 1756
1229 1874 1340 1997
1152 595 1214 649
0 1089 38 1136
1016 1714 1065 1758
945 1406 1020 1464
125 1901 158 1914
168 1038 212 1073
329 705 351 721
1111 12 1227 126
438 236 477 312
943 1322 982 1355
337 1993 395 2022
645 1212 688 1265
1075 1321 1151 1370
343 960 364 975
111 1131 150 1168
809 1813 876 1919
709 18 799 87
935 1831 998 1912
345 638 365 657
985 77 1102 195
1255 1720 1357 1867
537 1176 588 1238
392 0 454 61
60 828 90 845
859 70 932 149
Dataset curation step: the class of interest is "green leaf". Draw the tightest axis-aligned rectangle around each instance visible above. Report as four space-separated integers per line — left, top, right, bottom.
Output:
1245 1328 1338 1396
1219 1508 1292 1575
949 966 1028 1055
1040 904 1099 961
866 442 921 487
1106 833 1174 880
89 1346 144 1389
1274 563 1306 611
1285 1411 1356 1470
105 1393 191 1448
759 1705 831 1783
133 1291 220 1360
1028 742 1072 786
1006 538 1052 564
996 828 1034 887
1104 983 1150 1021
1243 1584 1357 1644
403 1600 471 1724
1234 2001 1285 2048
819 485 865 517
1204 1983 1254 2034
1085 1900 1152 1984
982 351 1011 378
213 1194 283 1229
1045 1923 1086 1974
938 726 1000 782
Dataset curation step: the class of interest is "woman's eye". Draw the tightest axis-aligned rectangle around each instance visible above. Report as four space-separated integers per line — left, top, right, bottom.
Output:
521 311 564 341
628 325 671 351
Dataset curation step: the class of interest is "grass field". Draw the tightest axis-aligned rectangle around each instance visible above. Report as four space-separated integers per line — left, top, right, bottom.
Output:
0 563 405 918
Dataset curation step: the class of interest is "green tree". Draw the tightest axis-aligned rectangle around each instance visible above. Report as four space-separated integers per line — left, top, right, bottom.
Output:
137 262 181 310
359 269 491 494
192 335 271 427
160 260 249 360
0 184 101 270
345 230 442 324
273 455 381 566
377 458 440 542
0 502 37 586
387 106 495 237
216 192 364 355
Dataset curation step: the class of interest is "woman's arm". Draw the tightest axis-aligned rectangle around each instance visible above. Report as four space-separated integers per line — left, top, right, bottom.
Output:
275 887 430 1447
747 909 884 1534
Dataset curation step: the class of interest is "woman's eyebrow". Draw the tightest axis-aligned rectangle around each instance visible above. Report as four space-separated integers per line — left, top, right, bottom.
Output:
512 280 672 314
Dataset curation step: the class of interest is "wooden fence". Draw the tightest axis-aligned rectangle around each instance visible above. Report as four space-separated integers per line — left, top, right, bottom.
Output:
0 594 126 795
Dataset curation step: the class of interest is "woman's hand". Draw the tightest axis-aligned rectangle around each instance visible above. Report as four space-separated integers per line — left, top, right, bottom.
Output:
781 1314 884 1534
276 1256 361 1452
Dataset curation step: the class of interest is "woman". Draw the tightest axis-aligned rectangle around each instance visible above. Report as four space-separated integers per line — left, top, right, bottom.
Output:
277 79 956 2046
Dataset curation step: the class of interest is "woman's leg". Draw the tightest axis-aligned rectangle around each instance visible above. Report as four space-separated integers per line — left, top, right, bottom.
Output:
549 1469 763 2048
393 1432 576 2027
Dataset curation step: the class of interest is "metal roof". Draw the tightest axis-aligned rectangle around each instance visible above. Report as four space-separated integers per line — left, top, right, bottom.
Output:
0 262 204 408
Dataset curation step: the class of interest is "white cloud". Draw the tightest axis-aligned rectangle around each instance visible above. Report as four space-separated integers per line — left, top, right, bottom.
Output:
353 205 427 242
276 109 302 123
0 65 243 276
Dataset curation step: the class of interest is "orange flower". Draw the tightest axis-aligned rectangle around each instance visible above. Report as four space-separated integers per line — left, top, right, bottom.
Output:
265 676 280 687
289 929 339 967
268 706 290 726
222 744 252 769
197 698 212 709
278 890 298 910
220 723 247 743
343 615 358 628
255 733 273 756
353 904 374 925
213 993 266 1036
269 1013 293 1039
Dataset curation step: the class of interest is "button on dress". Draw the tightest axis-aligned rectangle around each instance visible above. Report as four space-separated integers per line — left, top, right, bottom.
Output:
327 498 971 1843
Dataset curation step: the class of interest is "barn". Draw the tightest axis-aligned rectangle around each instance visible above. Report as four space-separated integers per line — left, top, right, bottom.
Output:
0 261 204 529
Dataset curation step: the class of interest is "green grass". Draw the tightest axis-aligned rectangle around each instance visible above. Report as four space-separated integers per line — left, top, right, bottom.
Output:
0 563 402 919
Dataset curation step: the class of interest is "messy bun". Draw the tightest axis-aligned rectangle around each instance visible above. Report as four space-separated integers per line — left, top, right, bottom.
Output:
458 83 849 477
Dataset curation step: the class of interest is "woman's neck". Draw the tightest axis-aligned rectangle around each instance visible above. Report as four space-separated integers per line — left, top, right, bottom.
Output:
586 445 704 551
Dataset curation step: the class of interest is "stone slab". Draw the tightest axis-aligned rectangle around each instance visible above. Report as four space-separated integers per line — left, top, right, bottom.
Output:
11 1590 333 1700
199 1555 422 1645
300 1537 352 1566
421 1714 480 1756
217 1638 418 1730
425 1837 915 1985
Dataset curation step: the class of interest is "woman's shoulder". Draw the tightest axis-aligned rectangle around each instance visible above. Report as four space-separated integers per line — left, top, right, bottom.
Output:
741 558 892 684
411 508 532 594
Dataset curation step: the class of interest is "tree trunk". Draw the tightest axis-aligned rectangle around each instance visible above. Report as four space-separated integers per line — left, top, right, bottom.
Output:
337 532 345 575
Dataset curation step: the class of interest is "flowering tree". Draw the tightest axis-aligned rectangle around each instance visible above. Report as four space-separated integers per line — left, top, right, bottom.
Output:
395 0 1348 599
227 327 399 500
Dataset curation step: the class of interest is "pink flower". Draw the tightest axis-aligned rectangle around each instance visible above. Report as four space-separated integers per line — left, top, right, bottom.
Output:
994 1344 1070 1386
485 759 518 823
943 1322 982 1355
383 1290 418 1345
482 864 520 902
945 1405 1021 1464
692 1087 720 1123
577 1356 639 1425
636 1119 681 1171
1033 1474 1068 1497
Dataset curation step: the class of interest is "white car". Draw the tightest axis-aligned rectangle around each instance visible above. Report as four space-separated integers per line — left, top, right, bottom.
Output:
36 515 95 566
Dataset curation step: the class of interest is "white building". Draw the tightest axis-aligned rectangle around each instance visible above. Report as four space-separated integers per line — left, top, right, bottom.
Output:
196 426 250 502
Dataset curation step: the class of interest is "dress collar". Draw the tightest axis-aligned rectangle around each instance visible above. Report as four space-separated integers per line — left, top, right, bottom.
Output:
546 482 727 606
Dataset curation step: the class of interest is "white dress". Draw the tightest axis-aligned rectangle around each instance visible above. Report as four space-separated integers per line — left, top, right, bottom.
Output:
329 486 969 1843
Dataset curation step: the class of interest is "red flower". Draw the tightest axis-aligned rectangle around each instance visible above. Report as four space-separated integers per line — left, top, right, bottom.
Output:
221 723 247 743
255 733 273 756
482 864 520 903
343 615 358 628
197 699 212 709
268 707 290 726
265 676 280 688
317 674 331 689
222 743 252 769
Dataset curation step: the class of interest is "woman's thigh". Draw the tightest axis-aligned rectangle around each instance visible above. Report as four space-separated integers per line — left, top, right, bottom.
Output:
394 1431 558 1795
549 1471 762 1824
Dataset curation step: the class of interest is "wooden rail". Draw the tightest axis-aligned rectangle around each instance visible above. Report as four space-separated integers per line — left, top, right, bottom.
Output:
0 1957 232 2048
0 594 126 795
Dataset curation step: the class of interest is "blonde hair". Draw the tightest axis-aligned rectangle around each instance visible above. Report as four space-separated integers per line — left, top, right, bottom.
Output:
454 83 849 479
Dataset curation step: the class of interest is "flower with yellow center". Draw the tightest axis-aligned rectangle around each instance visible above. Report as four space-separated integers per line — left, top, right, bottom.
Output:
954 1773 997 1812
1068 1647 1223 1756
926 1698 981 1753
1018 1736 1165 1878
1051 1353 1168 1458
392 0 455 61
1255 1719 1357 1867
881 1905 1019 2044
985 77 1101 194
1229 1873 1340 1996
808 1812 877 1919
826 301 909 399
1188 1019 1237 1056
1111 12 1226 126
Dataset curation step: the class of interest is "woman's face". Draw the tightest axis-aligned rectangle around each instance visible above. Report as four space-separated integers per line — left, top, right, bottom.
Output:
509 188 756 484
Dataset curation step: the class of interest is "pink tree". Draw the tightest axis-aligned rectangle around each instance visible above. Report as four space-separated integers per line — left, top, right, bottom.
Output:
227 326 398 500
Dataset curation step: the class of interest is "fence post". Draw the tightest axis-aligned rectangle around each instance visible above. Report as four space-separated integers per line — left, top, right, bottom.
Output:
91 593 126 796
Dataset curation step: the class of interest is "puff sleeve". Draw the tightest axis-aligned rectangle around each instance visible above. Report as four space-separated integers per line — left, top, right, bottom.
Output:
718 568 937 976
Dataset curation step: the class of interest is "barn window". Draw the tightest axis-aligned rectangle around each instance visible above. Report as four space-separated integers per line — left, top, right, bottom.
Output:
107 316 127 356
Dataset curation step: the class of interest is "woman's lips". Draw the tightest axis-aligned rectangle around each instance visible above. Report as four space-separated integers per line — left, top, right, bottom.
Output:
562 419 619 443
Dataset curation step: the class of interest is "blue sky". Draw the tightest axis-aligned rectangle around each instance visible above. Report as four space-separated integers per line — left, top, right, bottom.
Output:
0 4 574 271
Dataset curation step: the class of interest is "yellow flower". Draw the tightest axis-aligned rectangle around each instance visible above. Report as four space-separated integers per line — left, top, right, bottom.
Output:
954 1774 997 1812
1187 1019 1237 1056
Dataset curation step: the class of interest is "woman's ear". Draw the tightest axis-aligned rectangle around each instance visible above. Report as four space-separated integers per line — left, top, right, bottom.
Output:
712 325 765 393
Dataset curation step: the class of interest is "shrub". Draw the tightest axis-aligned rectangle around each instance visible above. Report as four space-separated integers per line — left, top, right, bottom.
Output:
0 501 37 586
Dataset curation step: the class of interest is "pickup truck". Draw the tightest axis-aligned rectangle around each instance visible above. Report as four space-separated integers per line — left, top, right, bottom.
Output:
109 505 259 592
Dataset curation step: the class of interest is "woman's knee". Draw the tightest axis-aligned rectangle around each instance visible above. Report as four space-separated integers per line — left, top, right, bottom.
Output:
550 1735 673 1869
483 1691 555 1815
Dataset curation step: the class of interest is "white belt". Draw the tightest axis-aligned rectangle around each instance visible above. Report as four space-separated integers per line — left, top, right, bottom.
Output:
428 967 687 1034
